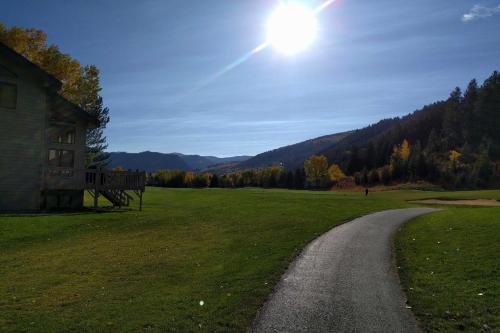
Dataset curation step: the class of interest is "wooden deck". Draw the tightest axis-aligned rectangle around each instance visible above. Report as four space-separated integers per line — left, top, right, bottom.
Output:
45 168 146 210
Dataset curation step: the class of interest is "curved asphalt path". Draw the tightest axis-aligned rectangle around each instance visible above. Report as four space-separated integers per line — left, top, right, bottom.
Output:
252 208 439 333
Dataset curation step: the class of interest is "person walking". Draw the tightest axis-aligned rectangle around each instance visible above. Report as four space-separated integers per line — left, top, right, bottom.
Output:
365 188 369 196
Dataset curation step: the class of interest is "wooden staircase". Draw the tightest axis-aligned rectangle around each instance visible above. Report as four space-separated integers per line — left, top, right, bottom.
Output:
87 189 135 207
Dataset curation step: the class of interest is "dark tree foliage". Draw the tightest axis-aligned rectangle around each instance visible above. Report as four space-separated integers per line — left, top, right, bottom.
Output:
332 72 500 189
209 174 219 188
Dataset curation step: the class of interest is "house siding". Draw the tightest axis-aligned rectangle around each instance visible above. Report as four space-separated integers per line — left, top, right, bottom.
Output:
0 56 46 211
0 44 96 212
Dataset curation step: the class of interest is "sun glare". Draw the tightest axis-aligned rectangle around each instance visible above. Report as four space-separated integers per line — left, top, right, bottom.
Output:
266 3 318 55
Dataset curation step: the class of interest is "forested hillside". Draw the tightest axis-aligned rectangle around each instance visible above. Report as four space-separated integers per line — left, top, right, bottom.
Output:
323 71 500 188
236 131 351 170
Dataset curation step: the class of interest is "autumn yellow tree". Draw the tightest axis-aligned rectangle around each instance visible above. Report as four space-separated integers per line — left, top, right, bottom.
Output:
202 173 212 187
304 155 329 188
112 166 125 172
400 139 410 161
449 150 461 170
184 172 194 187
0 23 83 102
390 139 410 180
328 164 346 184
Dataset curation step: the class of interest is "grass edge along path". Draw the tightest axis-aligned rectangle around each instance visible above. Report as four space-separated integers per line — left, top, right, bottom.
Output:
395 207 500 333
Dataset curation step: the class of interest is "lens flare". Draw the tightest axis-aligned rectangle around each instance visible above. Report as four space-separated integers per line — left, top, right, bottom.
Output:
194 0 337 90
266 3 318 55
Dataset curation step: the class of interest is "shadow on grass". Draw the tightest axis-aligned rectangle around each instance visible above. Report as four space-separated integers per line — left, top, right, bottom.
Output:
0 207 132 218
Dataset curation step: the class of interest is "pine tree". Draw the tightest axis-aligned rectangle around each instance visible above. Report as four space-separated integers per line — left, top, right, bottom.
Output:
474 71 500 159
442 87 463 150
381 166 391 185
286 170 294 189
365 142 376 170
368 169 380 185
78 66 110 167
294 168 306 189
462 80 479 144
347 146 361 175
210 174 219 188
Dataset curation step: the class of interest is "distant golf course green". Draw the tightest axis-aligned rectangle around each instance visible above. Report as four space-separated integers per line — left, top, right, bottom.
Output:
0 187 498 332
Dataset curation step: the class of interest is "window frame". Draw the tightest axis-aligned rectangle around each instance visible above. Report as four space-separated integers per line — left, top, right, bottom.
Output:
49 126 76 144
48 149 75 169
0 81 18 109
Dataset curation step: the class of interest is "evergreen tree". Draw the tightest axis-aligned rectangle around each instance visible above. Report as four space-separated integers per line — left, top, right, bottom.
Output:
462 80 479 144
473 148 493 187
294 168 306 189
286 170 294 189
78 66 110 167
474 71 500 159
368 169 379 185
347 146 362 175
442 87 463 149
381 166 391 185
364 142 376 170
210 174 219 188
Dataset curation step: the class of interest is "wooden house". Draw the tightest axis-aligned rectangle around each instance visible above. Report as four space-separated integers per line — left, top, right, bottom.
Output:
0 42 144 211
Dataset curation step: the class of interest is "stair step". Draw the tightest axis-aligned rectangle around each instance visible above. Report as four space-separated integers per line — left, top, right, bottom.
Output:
99 190 130 207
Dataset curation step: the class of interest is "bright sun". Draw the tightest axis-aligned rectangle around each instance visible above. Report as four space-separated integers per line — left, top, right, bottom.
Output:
266 3 318 55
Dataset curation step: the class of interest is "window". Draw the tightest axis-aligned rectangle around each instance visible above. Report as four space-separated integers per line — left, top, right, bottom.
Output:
49 126 76 144
48 149 74 168
0 82 17 109
48 149 58 167
60 150 74 167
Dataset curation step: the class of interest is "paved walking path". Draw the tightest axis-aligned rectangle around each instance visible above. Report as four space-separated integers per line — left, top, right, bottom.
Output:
252 208 439 333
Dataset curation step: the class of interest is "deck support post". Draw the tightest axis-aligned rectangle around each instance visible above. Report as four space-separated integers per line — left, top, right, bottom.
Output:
139 191 143 211
94 188 99 209
94 168 100 209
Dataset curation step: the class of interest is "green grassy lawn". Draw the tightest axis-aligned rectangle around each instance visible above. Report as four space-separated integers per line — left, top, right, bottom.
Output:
396 207 500 332
0 187 498 332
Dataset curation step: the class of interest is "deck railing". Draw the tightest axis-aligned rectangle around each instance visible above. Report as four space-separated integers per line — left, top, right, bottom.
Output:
45 168 146 191
83 169 146 191
44 168 146 210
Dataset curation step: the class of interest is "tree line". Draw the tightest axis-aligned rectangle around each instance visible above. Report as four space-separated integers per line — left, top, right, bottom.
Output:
144 157 349 190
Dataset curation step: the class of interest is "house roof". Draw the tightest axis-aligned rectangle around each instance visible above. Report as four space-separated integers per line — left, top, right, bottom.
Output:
0 41 99 126
52 94 100 127
0 42 61 90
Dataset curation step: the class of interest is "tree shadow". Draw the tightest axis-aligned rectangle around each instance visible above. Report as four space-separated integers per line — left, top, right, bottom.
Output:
0 207 132 218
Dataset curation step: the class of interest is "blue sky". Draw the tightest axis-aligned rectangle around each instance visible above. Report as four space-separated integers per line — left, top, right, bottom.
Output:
3 0 500 156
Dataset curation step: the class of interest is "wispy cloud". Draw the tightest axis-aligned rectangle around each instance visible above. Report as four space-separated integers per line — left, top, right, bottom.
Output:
462 4 500 22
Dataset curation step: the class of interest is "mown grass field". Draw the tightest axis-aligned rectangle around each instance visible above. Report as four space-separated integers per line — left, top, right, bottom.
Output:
396 207 500 333
0 187 498 332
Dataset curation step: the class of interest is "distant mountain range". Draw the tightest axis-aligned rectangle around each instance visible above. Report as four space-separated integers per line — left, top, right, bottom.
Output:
108 152 251 172
108 131 351 173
